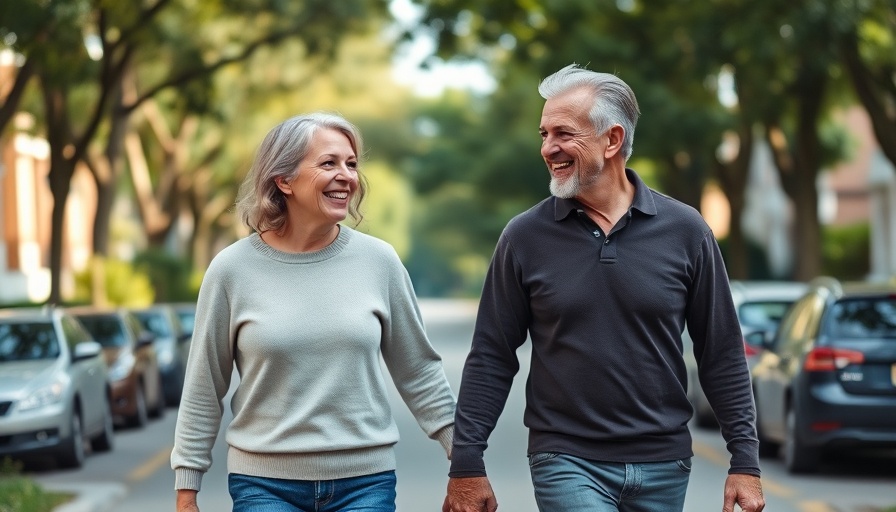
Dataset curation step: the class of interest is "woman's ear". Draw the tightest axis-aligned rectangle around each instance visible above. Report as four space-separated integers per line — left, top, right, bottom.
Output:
276 178 292 195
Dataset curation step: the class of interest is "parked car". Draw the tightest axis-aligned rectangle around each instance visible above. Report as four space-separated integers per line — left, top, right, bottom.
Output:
68 307 165 428
751 277 896 473
132 305 191 405
0 307 114 468
685 280 808 427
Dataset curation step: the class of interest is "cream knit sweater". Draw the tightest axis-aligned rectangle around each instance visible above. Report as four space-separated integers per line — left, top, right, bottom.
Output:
171 226 456 490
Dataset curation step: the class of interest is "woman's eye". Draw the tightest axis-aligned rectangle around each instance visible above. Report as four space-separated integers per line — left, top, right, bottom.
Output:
347 161 358 170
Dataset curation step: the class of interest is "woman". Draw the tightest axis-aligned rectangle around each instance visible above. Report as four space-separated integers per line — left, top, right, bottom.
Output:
171 112 456 512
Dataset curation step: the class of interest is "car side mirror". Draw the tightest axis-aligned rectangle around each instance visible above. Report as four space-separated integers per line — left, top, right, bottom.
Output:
72 340 103 362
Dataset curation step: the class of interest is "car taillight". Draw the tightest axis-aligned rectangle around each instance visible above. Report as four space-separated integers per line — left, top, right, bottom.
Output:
743 342 759 357
803 347 864 372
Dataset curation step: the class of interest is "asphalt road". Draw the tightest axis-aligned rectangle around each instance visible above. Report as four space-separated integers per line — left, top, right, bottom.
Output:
30 299 896 512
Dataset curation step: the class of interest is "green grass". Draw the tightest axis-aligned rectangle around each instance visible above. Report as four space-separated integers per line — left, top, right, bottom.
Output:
0 459 73 512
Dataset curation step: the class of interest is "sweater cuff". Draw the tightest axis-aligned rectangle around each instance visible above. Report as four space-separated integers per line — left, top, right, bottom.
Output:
728 439 761 477
174 467 205 491
431 424 455 459
448 444 487 478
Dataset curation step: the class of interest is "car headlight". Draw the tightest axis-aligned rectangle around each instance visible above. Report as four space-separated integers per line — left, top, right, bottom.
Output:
108 351 136 381
18 375 68 412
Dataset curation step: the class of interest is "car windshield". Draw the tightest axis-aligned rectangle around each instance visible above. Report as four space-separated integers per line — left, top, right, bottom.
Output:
738 301 793 332
135 312 171 338
77 316 127 348
0 322 61 361
825 298 896 339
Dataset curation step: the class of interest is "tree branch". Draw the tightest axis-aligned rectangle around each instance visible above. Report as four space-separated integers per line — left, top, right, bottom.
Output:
125 30 295 112
0 58 36 133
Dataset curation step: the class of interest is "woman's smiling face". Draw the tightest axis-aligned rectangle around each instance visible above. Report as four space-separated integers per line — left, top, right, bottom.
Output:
285 127 359 226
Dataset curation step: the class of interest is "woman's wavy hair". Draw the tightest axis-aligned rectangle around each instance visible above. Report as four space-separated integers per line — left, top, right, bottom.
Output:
235 112 367 233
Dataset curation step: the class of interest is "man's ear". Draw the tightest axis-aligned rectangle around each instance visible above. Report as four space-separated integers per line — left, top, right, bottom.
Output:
604 125 625 159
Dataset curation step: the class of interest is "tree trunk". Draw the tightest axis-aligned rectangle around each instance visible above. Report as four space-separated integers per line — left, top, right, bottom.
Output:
46 158 75 305
765 68 828 282
840 30 896 170
715 123 754 280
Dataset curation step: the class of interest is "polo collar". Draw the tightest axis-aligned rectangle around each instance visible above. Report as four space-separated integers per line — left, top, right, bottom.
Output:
553 168 658 221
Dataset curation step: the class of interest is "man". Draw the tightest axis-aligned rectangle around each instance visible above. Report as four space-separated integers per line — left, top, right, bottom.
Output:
442 64 765 512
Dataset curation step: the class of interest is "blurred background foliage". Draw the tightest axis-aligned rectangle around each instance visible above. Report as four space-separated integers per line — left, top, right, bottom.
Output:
0 0 894 303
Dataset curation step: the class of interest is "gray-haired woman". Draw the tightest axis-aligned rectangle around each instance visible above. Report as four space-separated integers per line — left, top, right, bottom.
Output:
172 112 456 512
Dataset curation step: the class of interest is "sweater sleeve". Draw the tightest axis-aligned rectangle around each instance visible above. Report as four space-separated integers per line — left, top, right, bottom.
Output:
687 232 761 476
170 255 237 490
449 231 530 477
379 249 457 458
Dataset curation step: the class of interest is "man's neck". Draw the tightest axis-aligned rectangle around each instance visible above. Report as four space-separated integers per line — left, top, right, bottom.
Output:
575 164 634 233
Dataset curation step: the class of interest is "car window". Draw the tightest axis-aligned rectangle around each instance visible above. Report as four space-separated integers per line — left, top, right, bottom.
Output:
0 321 61 361
775 295 823 354
176 310 195 335
738 301 794 332
824 298 896 340
136 312 171 338
78 316 127 348
60 316 90 348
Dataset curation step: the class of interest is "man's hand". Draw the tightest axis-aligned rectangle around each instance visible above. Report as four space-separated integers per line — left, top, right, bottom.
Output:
442 476 498 512
722 474 765 512
176 489 200 512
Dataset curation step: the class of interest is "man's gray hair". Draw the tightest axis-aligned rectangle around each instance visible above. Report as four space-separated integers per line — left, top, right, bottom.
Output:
235 112 367 233
538 64 640 161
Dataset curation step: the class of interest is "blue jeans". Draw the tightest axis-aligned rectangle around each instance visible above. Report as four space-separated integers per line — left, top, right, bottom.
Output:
228 471 397 512
528 453 691 512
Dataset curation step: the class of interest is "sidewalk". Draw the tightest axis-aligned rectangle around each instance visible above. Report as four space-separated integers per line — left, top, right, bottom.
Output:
44 482 127 512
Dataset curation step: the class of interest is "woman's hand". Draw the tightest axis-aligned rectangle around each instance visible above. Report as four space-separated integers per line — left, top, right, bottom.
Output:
176 489 200 512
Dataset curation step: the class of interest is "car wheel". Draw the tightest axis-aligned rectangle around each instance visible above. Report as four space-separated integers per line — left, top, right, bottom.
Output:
129 384 149 428
58 409 86 469
784 407 819 473
91 396 115 453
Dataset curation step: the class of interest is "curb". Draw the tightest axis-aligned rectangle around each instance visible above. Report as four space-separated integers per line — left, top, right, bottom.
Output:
45 482 128 512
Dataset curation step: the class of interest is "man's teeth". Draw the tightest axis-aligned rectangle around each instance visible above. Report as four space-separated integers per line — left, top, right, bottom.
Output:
552 161 572 170
324 191 348 199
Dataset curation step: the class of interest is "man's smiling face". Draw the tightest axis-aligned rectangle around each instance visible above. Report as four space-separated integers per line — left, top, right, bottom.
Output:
539 87 606 199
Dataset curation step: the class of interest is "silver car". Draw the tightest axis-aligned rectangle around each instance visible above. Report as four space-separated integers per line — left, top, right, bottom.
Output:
0 308 115 468
685 280 808 427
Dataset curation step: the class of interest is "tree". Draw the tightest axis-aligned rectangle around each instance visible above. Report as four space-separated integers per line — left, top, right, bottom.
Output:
2 0 395 303
838 0 896 172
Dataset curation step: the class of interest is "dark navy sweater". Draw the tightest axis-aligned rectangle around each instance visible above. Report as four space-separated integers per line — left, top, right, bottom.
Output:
450 169 760 478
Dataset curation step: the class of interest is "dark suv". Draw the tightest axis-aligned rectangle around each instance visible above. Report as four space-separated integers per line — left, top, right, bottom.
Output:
132 305 191 406
751 277 896 473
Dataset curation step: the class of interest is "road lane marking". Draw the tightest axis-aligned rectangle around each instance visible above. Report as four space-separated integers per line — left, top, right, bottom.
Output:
128 445 173 483
798 502 838 512
692 440 796 499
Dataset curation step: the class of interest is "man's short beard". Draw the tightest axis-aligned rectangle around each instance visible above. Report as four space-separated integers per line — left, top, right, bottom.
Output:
549 163 601 199
550 172 579 198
